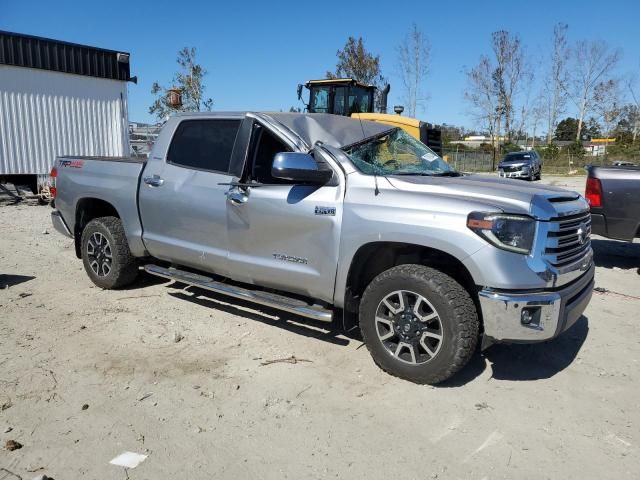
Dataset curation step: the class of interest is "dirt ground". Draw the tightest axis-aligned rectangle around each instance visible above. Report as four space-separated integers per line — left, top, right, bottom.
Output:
1 175 639 479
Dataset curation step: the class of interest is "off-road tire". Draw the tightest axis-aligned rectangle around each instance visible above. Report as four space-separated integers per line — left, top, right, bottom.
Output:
359 264 479 384
81 216 138 289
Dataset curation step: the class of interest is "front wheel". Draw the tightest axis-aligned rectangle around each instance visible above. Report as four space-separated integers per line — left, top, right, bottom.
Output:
359 265 479 384
81 216 139 289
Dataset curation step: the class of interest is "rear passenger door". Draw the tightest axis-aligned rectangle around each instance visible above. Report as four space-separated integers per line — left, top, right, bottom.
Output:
139 117 243 277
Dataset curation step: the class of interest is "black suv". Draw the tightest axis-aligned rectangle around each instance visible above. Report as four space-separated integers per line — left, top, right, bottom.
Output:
498 151 542 181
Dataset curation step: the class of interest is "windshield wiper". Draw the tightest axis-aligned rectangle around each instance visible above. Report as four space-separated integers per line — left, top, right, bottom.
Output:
391 171 462 177
430 171 463 177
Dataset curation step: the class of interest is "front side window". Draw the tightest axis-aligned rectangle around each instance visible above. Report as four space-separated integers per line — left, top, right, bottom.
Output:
167 119 241 172
250 126 293 184
343 128 456 176
310 86 330 113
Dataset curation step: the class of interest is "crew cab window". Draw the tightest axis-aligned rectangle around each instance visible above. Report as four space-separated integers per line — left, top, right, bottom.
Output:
250 127 293 184
167 119 241 173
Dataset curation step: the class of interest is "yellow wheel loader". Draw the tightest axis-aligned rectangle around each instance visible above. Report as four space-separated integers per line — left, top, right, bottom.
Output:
297 78 442 155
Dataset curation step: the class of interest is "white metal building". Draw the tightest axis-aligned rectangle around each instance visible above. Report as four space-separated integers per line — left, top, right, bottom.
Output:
0 31 134 193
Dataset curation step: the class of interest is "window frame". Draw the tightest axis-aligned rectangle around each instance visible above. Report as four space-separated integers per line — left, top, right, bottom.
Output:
166 118 242 174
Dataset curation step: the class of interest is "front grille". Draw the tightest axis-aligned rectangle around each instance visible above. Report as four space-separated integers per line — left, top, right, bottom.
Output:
544 211 592 268
501 165 521 172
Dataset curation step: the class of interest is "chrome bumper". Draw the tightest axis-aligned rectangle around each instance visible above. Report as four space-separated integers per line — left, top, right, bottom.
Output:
498 169 528 178
51 210 73 238
479 264 594 342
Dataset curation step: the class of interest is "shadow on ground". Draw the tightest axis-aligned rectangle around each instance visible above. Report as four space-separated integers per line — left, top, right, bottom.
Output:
592 238 640 270
442 316 589 387
0 273 35 288
168 284 351 347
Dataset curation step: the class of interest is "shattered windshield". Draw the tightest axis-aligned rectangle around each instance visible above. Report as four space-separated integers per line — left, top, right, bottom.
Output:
343 128 456 176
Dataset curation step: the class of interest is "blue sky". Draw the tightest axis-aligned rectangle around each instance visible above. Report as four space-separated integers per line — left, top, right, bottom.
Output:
2 0 639 128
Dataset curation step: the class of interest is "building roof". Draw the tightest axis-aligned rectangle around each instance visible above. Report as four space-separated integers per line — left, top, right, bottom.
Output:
0 30 132 82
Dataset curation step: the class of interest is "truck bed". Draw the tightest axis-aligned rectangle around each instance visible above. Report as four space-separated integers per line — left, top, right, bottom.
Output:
588 165 640 241
57 155 147 164
53 155 148 256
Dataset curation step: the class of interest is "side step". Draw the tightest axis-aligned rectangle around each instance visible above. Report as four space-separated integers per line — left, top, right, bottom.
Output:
144 264 333 323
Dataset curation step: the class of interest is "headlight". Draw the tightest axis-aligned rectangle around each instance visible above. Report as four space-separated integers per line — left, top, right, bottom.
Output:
467 212 536 254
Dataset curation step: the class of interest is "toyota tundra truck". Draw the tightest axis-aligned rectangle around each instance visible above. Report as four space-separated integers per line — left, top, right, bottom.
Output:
49 112 595 384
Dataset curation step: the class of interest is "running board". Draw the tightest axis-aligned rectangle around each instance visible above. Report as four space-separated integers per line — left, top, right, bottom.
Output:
144 264 333 323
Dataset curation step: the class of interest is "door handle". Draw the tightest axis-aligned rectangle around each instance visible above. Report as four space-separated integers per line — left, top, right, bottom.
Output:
143 175 164 187
225 189 248 205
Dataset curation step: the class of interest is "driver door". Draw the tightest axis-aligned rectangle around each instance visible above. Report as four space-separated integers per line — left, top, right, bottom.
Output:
225 123 343 303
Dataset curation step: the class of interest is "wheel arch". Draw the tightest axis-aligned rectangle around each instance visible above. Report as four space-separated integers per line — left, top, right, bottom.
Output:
74 197 121 258
343 241 480 317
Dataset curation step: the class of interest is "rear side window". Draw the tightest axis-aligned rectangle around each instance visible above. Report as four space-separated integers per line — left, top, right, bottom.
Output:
167 119 241 173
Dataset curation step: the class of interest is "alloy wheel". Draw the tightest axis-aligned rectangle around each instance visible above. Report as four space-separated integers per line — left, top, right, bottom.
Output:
86 232 113 277
374 290 444 365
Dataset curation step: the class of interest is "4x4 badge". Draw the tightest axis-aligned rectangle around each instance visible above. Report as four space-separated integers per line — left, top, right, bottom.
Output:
315 206 336 216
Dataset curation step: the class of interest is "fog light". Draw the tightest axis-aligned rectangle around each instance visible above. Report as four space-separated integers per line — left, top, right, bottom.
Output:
521 309 533 325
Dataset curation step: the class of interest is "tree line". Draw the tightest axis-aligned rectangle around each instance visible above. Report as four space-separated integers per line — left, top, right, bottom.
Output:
147 25 639 158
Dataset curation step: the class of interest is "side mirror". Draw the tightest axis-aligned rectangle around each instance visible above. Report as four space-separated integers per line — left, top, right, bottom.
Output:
271 152 333 184
297 84 303 101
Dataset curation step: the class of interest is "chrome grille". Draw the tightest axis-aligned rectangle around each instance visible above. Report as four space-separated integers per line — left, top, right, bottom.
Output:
544 211 592 268
501 165 521 172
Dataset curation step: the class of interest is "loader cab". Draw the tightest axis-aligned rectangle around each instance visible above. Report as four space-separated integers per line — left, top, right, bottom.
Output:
300 79 376 116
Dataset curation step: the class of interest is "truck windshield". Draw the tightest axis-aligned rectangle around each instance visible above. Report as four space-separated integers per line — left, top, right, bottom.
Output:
343 128 456 176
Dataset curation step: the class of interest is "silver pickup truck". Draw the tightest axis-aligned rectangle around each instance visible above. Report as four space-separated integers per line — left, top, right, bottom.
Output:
50 112 594 384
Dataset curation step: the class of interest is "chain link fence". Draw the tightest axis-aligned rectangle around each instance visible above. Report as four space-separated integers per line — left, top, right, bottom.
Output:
443 149 640 175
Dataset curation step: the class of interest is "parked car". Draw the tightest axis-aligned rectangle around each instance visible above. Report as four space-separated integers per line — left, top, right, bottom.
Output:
49 112 594 384
498 151 542 181
586 165 640 241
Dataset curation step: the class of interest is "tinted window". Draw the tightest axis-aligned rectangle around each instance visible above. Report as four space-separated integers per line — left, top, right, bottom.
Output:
250 127 292 184
504 152 532 161
310 86 329 113
167 119 241 172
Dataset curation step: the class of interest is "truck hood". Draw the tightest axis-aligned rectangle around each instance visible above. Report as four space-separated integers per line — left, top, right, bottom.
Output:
386 174 587 219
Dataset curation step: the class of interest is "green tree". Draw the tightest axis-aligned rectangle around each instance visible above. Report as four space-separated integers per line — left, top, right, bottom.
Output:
554 117 579 141
327 36 386 93
150 47 214 121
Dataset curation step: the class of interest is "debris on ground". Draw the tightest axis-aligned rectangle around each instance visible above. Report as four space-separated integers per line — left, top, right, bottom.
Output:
260 355 312 366
475 402 491 410
138 392 153 402
594 286 640 300
1 400 12 411
174 331 184 343
5 439 23 451
109 451 148 469
4 426 13 433
18 292 32 298
81 404 89 410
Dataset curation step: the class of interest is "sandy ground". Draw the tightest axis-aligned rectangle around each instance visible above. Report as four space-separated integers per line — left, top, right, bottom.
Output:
1 175 639 479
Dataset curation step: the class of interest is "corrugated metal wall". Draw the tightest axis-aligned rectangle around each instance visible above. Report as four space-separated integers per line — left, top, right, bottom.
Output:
0 64 129 175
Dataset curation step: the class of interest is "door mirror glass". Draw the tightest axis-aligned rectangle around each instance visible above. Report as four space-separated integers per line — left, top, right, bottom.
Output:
271 152 332 184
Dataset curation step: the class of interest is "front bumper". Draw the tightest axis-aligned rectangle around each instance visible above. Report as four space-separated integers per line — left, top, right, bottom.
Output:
478 263 594 342
51 210 73 238
498 168 529 178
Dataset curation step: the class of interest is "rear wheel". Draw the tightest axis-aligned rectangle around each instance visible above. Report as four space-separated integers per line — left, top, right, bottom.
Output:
359 264 479 384
81 216 138 289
